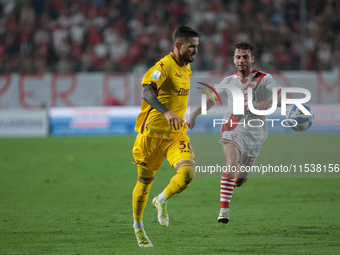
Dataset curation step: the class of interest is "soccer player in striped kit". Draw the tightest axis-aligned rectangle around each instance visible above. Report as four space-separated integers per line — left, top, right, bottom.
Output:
186 41 282 224
132 26 199 247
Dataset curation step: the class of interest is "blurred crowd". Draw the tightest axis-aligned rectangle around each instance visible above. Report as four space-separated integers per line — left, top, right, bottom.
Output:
0 0 339 73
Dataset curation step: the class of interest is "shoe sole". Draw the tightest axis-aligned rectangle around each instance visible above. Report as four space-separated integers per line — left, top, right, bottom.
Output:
218 218 229 224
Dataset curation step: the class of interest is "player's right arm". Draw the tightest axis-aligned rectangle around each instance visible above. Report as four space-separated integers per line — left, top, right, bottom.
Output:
185 97 215 130
142 85 183 131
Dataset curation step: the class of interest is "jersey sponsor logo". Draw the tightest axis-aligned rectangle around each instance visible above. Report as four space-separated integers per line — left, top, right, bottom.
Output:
151 70 161 81
175 73 183 78
177 88 189 96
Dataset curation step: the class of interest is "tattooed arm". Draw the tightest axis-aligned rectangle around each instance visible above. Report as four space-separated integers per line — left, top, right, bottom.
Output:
142 84 183 130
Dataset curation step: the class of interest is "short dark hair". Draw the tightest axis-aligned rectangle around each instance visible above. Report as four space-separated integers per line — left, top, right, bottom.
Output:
233 42 254 56
172 25 200 45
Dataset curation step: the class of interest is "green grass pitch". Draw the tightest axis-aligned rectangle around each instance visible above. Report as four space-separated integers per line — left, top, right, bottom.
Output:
0 134 339 254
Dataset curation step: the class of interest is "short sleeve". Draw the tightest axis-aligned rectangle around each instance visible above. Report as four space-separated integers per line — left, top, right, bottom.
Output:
263 74 282 100
141 61 170 90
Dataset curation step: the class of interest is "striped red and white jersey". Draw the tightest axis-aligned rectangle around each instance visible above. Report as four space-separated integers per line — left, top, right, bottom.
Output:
213 69 282 145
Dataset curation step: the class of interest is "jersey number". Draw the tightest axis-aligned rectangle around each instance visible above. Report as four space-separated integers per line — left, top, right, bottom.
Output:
179 141 193 151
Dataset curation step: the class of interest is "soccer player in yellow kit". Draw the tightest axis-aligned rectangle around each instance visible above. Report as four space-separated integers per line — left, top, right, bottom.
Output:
132 25 200 247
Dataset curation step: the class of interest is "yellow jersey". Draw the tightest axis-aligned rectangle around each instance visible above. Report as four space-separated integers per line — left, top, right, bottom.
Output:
135 52 192 138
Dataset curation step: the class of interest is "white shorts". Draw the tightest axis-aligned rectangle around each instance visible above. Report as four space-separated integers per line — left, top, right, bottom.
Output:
219 131 262 167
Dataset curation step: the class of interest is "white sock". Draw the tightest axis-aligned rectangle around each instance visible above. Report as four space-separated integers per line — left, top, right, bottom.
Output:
133 220 144 231
158 192 168 203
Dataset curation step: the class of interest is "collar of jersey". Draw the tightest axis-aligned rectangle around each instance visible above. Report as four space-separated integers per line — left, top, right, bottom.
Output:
170 52 188 68
235 68 258 79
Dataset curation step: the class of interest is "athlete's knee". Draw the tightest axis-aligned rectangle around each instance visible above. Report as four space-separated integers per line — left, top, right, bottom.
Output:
172 160 195 193
135 176 154 195
176 160 196 182
135 165 155 194
137 176 154 184
234 178 245 187
223 143 240 167
234 176 249 187
226 157 238 168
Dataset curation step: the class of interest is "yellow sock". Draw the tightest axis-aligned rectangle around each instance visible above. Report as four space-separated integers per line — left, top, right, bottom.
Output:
132 166 155 222
163 165 194 200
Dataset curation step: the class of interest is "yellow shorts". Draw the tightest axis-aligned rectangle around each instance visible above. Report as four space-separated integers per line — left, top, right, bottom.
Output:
132 132 195 171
